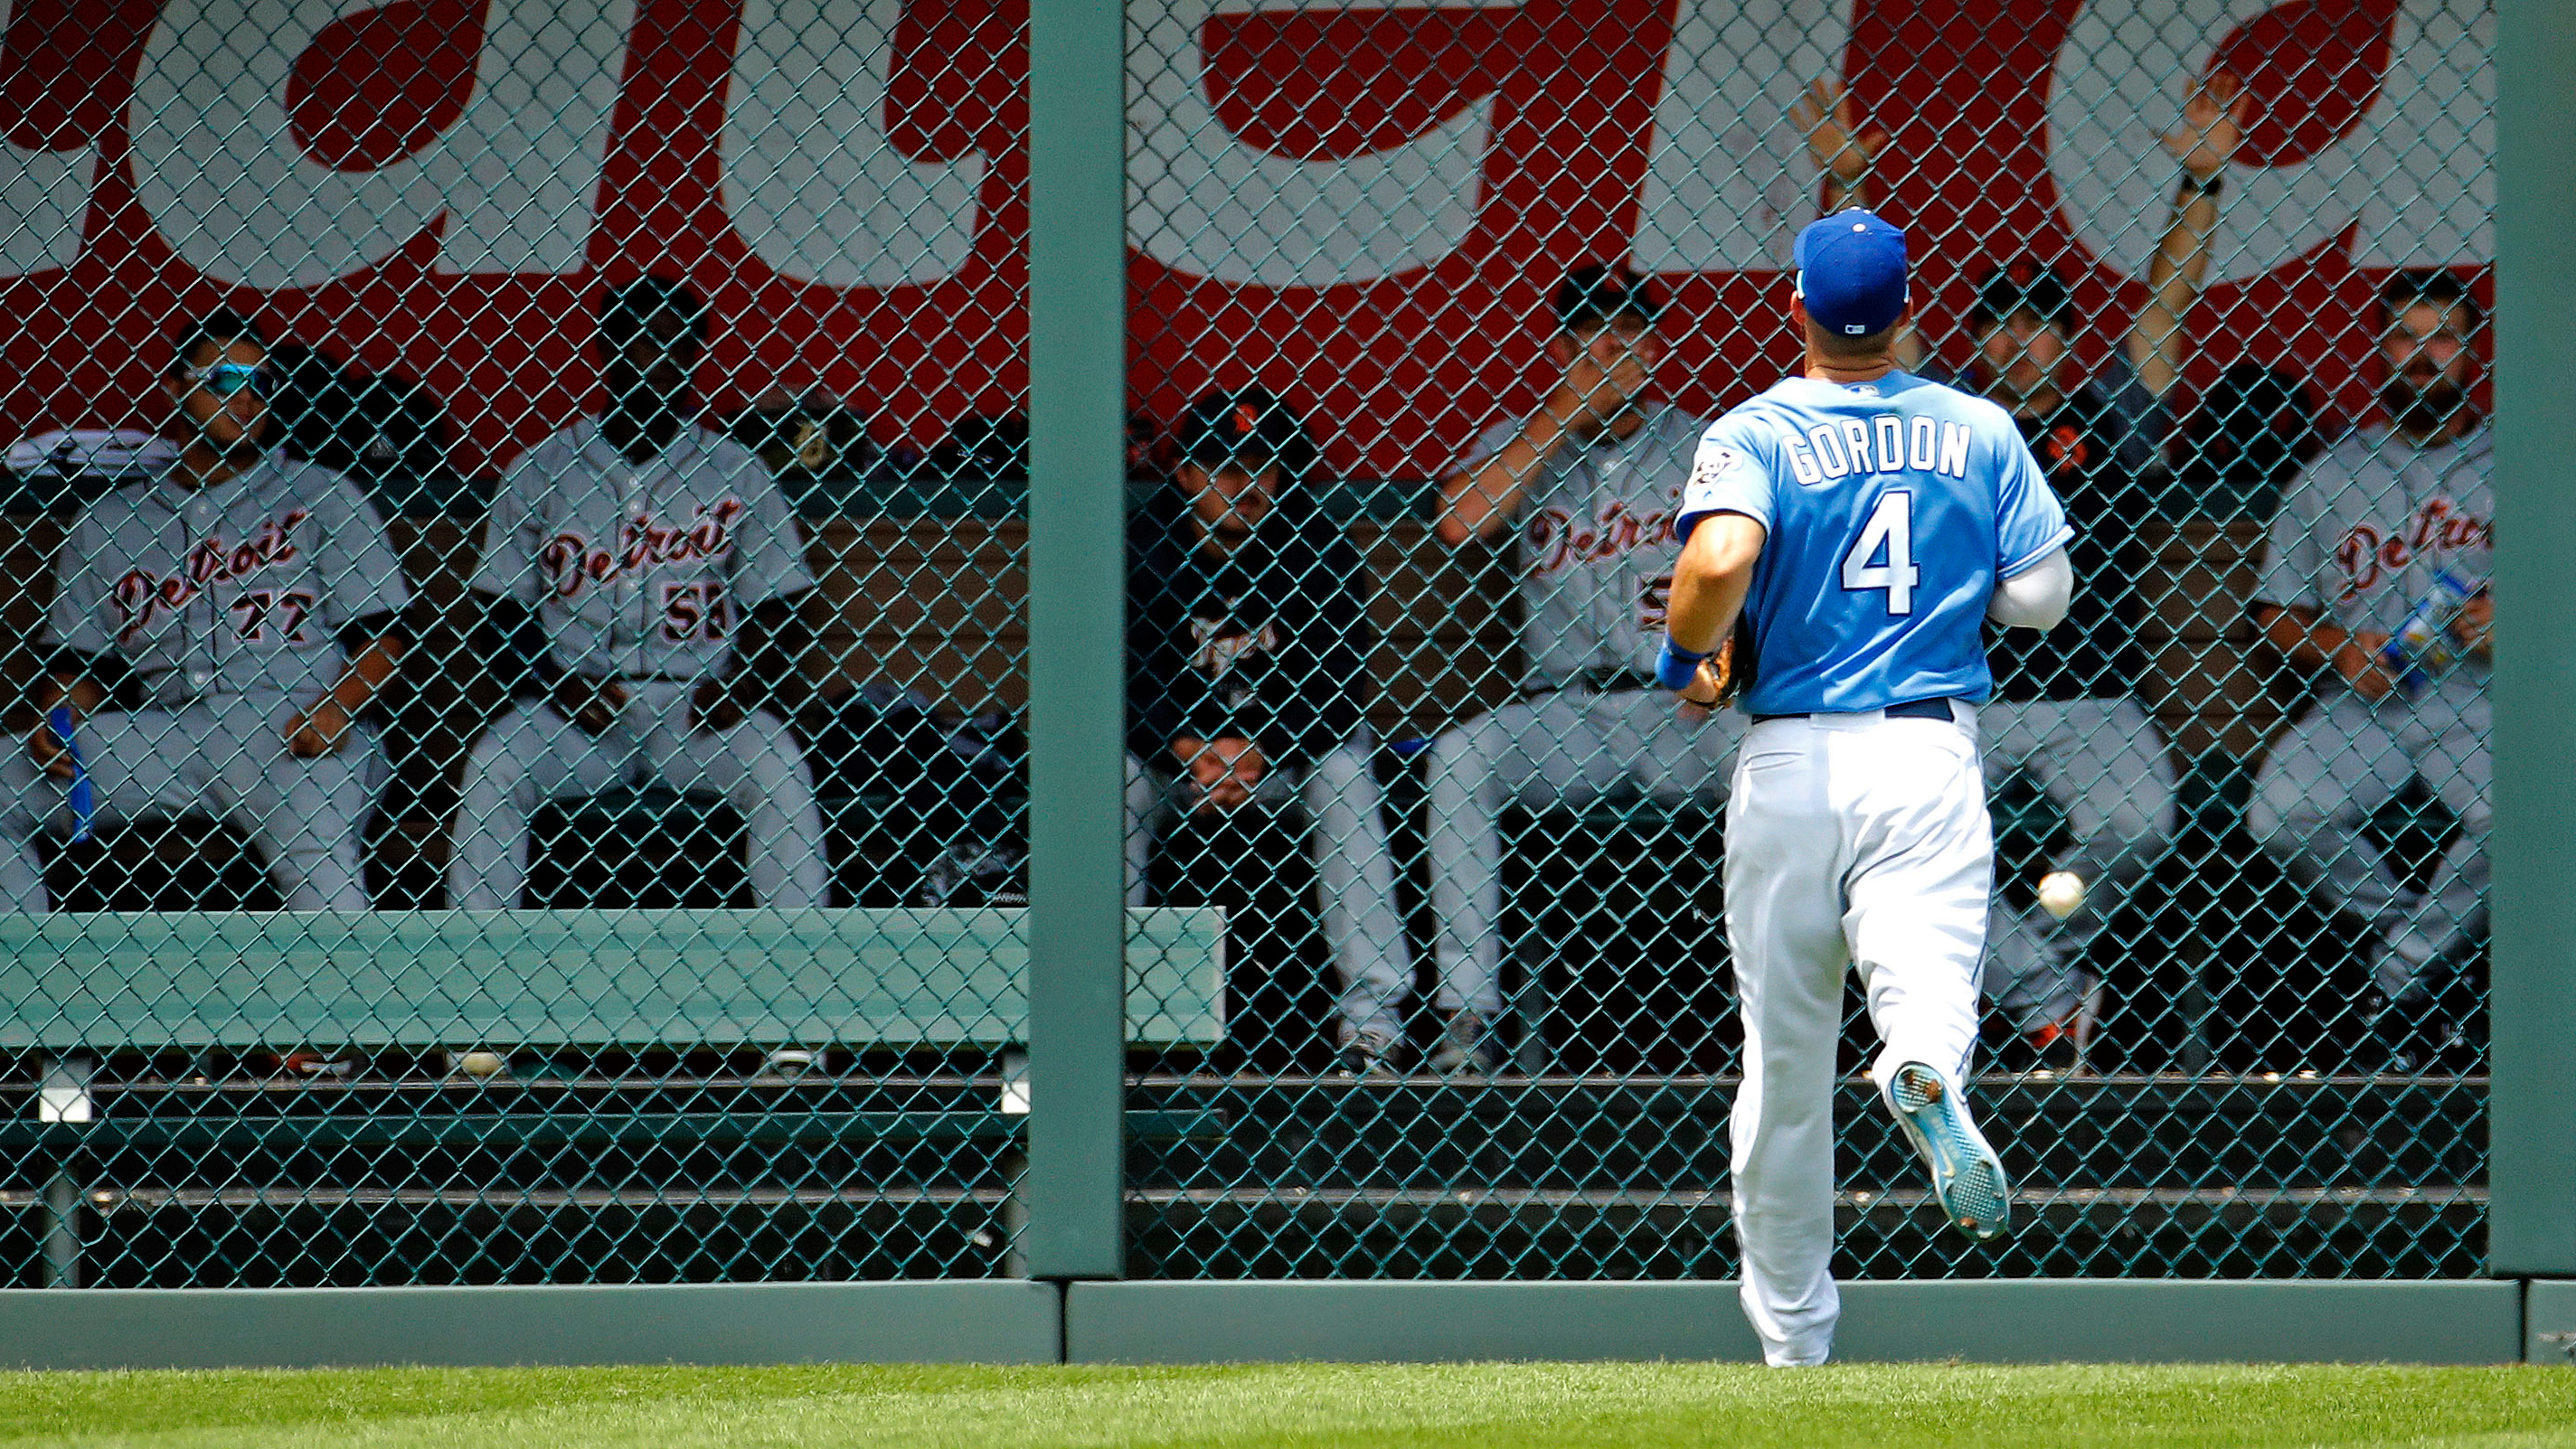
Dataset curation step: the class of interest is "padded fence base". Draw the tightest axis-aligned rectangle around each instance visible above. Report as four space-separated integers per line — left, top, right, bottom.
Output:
2524 1280 2576 1365
0 1279 2537 1369
0 1281 1063 1369
1063 1280 2527 1366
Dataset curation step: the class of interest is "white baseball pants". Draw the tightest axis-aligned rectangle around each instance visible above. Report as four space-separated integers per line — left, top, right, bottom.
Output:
1723 703 1992 1367
448 681 829 909
2246 685 2488 999
1125 740 1410 1043
0 692 381 910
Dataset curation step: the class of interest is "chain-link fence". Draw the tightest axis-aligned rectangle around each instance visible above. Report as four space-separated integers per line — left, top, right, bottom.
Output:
0 0 2491 1290
1117 0 2492 1283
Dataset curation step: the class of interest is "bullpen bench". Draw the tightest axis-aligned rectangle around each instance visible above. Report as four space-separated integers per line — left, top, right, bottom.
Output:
0 907 1226 1285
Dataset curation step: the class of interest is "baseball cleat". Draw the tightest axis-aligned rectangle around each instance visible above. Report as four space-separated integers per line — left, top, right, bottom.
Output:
1332 1026 1401 1082
1426 1008 1505 1077
1887 1061 2011 1241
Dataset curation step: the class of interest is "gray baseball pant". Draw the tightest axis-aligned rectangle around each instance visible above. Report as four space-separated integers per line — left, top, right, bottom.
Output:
0 692 380 910
1420 686 1741 1018
1977 697 2180 1031
1125 740 1410 1043
449 681 830 909
2246 686 2488 1000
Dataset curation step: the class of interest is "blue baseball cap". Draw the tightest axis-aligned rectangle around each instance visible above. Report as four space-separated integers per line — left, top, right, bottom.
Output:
1794 210 1909 337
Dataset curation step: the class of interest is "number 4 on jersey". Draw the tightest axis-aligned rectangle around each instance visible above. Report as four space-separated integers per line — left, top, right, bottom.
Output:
1841 490 1919 616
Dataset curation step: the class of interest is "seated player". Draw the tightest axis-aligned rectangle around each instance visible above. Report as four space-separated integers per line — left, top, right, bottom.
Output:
1126 389 1410 1075
1 308 410 908
2247 270 2492 1072
1418 265 1736 1076
448 278 828 908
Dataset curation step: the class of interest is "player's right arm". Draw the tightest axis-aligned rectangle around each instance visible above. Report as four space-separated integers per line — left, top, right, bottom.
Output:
2247 456 2401 701
2252 603 2398 701
1662 512 1767 713
1658 420 1778 710
1433 336 1645 545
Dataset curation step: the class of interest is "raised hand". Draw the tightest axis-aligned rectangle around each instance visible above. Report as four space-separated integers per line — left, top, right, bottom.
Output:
1790 76 1889 190
1542 332 1652 441
2162 70 2250 181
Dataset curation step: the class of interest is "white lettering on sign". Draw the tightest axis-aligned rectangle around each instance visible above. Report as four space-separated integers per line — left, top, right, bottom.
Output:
719 0 986 289
0 148 92 279
1630 0 1855 274
2048 0 2493 285
1127 0 1509 287
0 0 95 278
129 0 632 289
431 0 636 277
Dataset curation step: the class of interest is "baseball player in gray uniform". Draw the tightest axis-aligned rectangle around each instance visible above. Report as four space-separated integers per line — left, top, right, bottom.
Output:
1421 265 1737 1074
2 309 411 909
2249 269 2492 1070
448 278 828 909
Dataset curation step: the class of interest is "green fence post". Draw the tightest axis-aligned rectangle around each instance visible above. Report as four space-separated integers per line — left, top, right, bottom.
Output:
2488 0 2576 1278
1023 0 1129 1281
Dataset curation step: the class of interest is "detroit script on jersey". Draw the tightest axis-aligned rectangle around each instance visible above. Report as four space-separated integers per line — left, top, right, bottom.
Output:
2335 496 2492 598
111 507 309 643
537 498 748 598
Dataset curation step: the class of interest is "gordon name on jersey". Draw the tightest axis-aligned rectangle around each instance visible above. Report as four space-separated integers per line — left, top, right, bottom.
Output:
1675 372 2070 718
1765 411 1978 485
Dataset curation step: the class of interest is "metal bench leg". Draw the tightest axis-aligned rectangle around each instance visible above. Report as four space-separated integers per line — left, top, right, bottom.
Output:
1509 936 1555 1076
997 1049 1031 1277
37 1055 91 1288
41 1172 79 1288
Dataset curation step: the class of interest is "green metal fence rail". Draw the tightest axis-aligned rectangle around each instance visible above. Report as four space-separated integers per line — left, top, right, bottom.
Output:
0 0 2554 1314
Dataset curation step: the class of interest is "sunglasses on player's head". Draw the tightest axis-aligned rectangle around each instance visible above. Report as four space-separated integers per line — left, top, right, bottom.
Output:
179 362 275 400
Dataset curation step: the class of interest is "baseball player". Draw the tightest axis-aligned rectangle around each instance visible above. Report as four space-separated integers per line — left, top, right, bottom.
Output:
1125 389 1409 1075
0 309 412 909
1814 71 2248 1067
1420 264 1736 1075
2247 269 2491 1072
448 278 828 909
1663 211 2072 1365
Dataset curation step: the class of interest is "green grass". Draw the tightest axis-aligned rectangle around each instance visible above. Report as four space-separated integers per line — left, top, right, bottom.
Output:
4 1364 2576 1448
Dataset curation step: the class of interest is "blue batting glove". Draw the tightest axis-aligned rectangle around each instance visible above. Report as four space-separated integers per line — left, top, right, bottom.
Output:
1655 637 1710 692
47 705 91 844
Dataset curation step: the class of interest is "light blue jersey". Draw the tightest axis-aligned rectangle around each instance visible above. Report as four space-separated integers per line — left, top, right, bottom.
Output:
1676 371 2070 716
